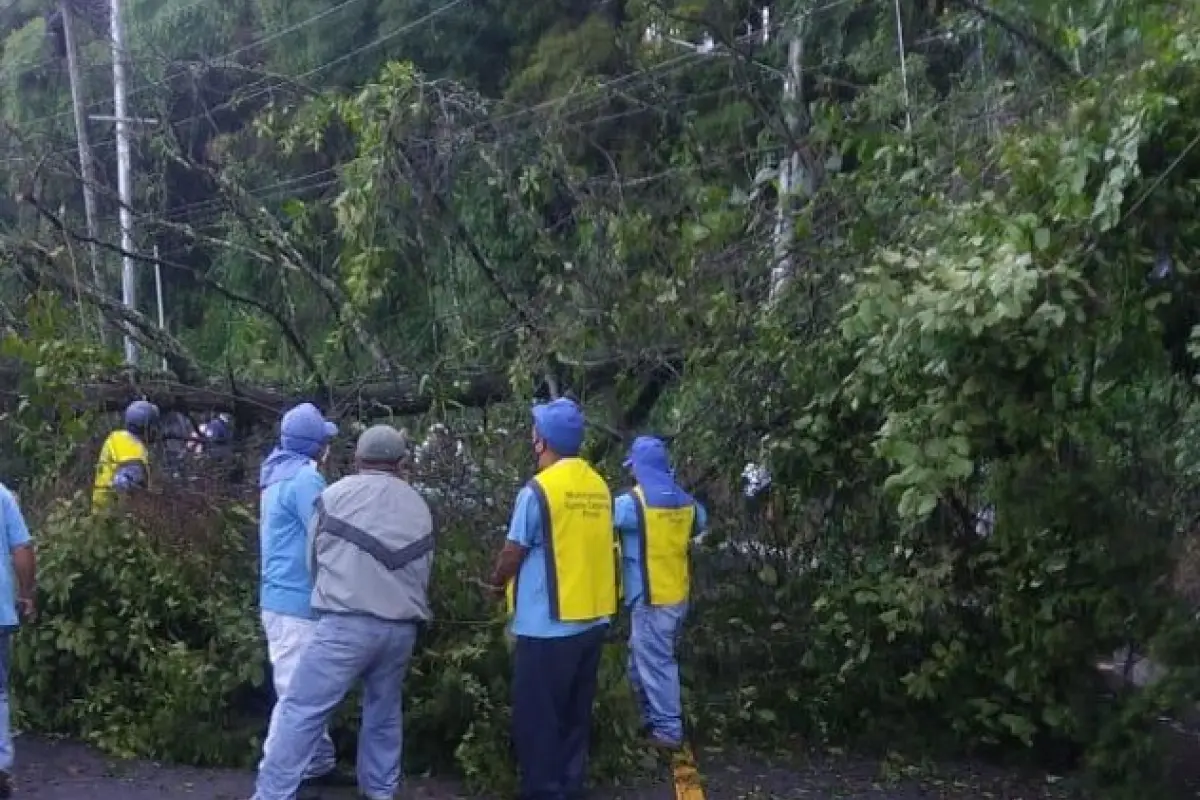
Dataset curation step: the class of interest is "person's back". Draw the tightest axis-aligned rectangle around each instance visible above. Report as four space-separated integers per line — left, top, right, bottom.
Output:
506 455 615 634
310 470 434 622
254 424 430 800
486 398 616 800
92 401 158 510
615 436 708 750
260 461 326 617
256 402 340 787
159 411 193 478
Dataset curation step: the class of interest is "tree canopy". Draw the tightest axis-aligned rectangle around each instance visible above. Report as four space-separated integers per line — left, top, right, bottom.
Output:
4 0 1200 794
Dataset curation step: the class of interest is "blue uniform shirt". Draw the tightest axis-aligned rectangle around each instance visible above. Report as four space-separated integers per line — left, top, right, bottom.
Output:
259 463 326 619
507 485 611 639
614 491 708 607
0 484 31 628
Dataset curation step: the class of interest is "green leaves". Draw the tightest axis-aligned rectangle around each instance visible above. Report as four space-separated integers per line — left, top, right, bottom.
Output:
0 297 116 486
11 497 266 766
1033 227 1052 251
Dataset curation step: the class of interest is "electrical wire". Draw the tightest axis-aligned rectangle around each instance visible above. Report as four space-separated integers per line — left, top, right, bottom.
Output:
3 0 878 163
6 0 424 127
0 0 222 87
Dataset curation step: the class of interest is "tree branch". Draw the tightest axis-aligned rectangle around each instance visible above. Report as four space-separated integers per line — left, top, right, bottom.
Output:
2 235 207 384
163 146 395 372
953 0 1079 77
0 352 683 423
21 193 325 382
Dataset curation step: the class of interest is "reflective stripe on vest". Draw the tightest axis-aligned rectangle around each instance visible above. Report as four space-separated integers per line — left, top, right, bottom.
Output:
315 503 435 571
506 458 617 622
632 486 695 607
92 430 150 508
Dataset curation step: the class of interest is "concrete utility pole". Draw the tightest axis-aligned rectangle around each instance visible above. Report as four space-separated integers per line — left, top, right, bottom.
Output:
154 244 167 371
892 0 912 134
110 0 137 365
767 17 806 307
61 0 105 342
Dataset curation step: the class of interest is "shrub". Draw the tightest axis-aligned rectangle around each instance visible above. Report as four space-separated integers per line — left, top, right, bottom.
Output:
11 493 265 765
10 488 646 793
332 521 645 793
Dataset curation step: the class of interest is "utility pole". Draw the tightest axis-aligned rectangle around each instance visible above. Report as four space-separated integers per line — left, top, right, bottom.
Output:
110 0 137 365
767 17 808 307
61 0 105 343
892 0 912 134
642 5 809 305
154 244 167 371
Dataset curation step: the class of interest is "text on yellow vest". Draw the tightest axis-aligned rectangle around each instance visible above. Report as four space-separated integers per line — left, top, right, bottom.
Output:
92 429 150 507
632 486 695 607
506 457 618 622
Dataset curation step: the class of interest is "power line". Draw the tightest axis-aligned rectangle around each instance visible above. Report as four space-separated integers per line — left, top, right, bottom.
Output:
60 79 748 231
0 18 959 174
8 0 410 130
135 139 781 268
68 74 1064 269
6 0 1028 250
223 0 375 63
152 83 751 224
3 0 862 162
0 0 220 87
1 1 472 173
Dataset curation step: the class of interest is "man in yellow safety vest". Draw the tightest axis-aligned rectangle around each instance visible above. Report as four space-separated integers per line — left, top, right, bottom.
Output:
92 400 159 510
486 398 617 800
614 436 708 750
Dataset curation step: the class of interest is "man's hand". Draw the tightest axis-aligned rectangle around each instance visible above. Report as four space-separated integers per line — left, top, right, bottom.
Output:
11 544 35 624
17 596 35 623
472 577 505 601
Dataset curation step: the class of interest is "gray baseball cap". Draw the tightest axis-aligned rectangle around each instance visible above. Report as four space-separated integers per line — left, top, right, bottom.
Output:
355 424 408 464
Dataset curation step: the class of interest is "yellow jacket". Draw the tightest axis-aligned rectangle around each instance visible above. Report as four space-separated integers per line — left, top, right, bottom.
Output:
92 429 150 509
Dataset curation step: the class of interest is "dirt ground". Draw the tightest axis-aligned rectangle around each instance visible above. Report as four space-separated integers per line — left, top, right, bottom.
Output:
10 736 1080 800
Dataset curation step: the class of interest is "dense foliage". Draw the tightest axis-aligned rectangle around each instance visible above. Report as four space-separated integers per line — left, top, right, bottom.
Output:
8 492 647 792
5 0 1200 796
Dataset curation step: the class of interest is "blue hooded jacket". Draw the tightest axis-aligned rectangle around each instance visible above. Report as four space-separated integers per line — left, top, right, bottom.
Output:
259 404 337 618
613 436 708 606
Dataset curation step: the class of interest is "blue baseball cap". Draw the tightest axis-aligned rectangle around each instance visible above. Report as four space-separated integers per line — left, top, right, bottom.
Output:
280 402 337 458
124 400 160 428
205 416 232 443
532 398 585 457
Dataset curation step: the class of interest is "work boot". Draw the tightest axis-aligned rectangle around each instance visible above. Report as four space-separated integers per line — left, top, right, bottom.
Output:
643 735 682 751
301 766 357 788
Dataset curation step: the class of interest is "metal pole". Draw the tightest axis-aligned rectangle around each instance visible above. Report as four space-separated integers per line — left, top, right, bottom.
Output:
768 23 804 306
61 0 106 343
110 0 137 365
154 245 167 371
88 114 158 124
892 0 912 134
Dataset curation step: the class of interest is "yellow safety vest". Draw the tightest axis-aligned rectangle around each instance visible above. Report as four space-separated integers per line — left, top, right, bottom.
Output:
507 457 618 622
631 486 695 607
92 429 150 509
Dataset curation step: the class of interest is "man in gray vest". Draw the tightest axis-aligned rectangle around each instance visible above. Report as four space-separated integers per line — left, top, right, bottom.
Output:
252 424 434 800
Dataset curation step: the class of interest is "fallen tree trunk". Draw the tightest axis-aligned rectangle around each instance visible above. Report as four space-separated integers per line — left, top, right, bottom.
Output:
5 199 684 428
1 351 683 425
79 372 512 420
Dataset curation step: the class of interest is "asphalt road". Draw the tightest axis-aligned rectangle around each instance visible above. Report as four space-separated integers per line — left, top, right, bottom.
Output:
8 736 1080 800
